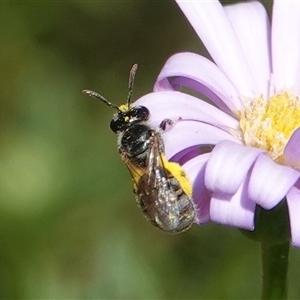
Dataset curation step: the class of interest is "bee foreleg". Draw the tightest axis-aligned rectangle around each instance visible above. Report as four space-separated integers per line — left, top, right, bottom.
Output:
159 117 182 131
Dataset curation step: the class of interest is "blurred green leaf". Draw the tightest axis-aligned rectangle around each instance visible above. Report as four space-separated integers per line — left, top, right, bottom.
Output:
0 1 298 299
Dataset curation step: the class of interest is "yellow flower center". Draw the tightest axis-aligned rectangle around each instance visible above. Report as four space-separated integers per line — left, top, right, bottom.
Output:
238 91 300 164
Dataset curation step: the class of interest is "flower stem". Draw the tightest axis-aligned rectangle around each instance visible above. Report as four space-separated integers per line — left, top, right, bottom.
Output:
256 201 290 300
260 240 289 300
240 200 290 299
255 200 291 300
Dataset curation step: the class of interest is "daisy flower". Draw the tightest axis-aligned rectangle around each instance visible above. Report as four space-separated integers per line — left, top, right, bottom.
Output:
134 0 300 246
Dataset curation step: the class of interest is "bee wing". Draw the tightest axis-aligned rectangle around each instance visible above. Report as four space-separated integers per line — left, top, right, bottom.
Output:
149 133 192 198
144 132 192 200
119 151 145 193
145 133 173 202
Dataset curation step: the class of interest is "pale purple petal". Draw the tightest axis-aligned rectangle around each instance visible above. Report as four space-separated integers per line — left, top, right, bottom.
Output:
284 128 300 167
210 176 255 230
248 154 300 209
153 52 242 112
176 0 257 97
182 153 211 224
162 120 239 160
224 1 271 96
287 186 300 247
170 146 202 166
134 91 239 130
205 140 263 195
272 1 300 92
170 76 234 117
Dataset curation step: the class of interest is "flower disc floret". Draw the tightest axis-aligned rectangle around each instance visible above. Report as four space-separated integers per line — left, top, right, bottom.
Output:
239 92 300 165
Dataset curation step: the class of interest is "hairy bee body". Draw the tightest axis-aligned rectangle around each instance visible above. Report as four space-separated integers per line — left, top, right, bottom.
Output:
136 130 195 233
83 64 196 233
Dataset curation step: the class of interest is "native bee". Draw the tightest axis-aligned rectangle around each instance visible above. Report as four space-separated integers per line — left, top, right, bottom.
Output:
82 64 195 233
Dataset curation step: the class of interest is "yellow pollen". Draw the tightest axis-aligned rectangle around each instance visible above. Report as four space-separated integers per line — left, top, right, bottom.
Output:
118 104 129 112
239 92 300 163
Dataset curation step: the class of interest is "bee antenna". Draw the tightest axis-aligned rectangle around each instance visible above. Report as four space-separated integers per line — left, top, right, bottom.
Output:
82 89 119 110
127 63 138 106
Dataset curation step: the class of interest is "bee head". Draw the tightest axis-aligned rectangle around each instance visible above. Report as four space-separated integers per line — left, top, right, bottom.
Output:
82 64 145 133
110 105 149 132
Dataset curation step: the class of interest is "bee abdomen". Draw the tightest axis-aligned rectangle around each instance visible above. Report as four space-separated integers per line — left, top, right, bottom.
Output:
137 173 195 233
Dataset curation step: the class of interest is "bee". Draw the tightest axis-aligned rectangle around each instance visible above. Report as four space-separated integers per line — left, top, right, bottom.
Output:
82 64 196 233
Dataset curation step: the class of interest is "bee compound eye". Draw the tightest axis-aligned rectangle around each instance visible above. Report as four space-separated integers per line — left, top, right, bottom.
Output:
135 106 149 121
110 116 125 133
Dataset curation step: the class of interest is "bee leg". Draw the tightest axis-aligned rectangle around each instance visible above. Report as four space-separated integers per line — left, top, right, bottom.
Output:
159 119 173 131
159 117 182 131
168 177 183 196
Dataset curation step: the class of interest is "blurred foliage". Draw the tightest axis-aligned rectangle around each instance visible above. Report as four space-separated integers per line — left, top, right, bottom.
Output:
0 0 299 299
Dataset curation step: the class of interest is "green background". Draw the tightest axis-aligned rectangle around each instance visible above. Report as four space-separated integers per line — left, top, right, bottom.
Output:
1 1 299 299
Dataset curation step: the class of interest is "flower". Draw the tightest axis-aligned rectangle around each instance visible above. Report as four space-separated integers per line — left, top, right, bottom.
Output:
134 1 300 246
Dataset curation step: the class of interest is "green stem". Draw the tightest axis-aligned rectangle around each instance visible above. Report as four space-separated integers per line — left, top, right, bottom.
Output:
256 201 291 300
240 200 291 300
261 241 289 300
